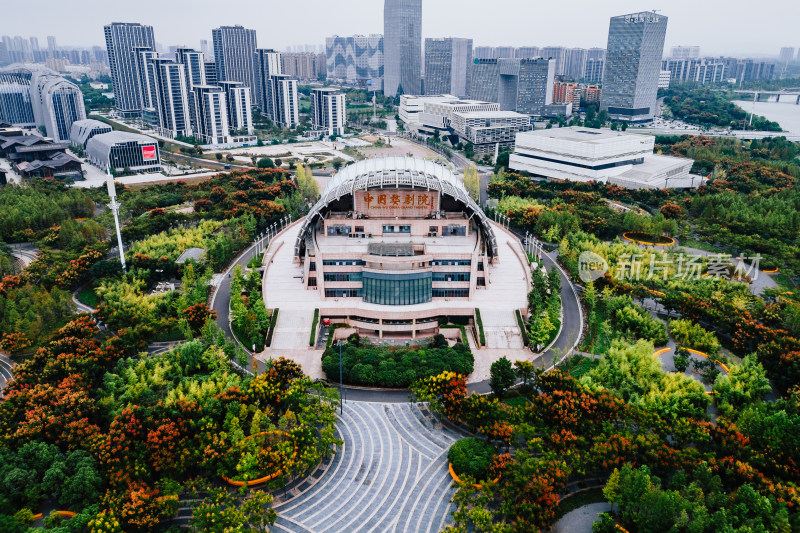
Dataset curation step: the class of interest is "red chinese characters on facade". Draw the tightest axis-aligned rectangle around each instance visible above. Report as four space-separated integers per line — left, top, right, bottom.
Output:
356 189 437 214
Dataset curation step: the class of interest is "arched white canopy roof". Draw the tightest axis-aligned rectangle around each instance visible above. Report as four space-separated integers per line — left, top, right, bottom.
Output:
295 157 498 257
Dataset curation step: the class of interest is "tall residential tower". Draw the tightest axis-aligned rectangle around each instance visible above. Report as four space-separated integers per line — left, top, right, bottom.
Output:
104 22 156 117
212 26 257 93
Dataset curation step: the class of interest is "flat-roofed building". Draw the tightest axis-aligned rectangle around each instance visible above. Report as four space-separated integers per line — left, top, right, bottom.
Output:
450 110 532 153
85 131 161 173
509 127 700 189
311 87 346 136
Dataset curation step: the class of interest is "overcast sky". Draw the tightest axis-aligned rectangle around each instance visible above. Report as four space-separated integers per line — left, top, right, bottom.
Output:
2 0 794 57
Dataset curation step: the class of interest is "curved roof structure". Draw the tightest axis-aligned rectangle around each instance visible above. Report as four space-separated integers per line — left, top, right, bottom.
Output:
295 157 498 258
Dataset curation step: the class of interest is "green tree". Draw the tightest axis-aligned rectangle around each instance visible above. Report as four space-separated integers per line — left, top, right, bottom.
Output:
257 157 275 168
463 164 480 202
489 357 515 398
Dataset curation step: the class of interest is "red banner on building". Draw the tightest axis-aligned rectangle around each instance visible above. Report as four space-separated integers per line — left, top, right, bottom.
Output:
142 145 156 160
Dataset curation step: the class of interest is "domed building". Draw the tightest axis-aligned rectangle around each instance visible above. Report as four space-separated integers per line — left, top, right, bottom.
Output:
262 157 530 346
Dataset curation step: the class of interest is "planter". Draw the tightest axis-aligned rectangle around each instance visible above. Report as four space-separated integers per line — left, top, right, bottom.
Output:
448 462 499 490
221 430 298 487
622 232 675 246
651 347 729 373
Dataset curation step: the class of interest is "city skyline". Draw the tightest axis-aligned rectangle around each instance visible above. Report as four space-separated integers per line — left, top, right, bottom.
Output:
2 0 797 58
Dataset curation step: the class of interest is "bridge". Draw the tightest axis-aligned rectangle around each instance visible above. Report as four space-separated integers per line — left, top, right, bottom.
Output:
734 89 800 104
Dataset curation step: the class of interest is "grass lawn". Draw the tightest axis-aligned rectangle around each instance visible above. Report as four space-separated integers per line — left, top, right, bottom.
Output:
76 286 99 308
679 238 722 253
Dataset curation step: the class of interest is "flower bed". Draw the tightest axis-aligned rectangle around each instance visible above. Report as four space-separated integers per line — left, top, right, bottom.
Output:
622 232 675 246
222 430 298 487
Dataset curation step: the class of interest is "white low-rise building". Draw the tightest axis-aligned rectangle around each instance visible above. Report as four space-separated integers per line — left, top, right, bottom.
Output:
85 131 161 174
509 127 701 189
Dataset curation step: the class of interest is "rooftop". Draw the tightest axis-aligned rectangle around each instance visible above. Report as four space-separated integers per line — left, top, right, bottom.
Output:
87 131 157 148
516 126 649 144
453 110 530 119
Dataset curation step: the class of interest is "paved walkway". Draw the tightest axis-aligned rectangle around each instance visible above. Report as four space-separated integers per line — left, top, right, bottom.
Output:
549 502 611 533
0 352 14 398
272 402 462 533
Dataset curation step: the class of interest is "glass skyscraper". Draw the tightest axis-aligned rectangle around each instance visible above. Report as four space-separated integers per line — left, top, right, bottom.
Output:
424 38 472 97
383 0 422 97
600 11 668 122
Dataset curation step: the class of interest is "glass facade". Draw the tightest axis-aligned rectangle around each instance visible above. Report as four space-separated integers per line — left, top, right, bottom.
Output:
362 271 432 305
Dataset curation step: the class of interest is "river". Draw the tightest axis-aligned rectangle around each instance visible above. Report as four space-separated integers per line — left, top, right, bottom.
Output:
733 99 800 136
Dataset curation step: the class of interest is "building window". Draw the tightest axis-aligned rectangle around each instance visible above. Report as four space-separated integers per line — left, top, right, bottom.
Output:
308 277 317 287
327 225 351 236
355 226 364 233
382 225 395 233
362 271 432 306
477 277 486 287
324 289 362 298
432 272 470 282
430 259 471 266
442 225 466 236
323 272 363 282
309 262 316 271
399 225 411 233
432 288 470 298
429 226 438 233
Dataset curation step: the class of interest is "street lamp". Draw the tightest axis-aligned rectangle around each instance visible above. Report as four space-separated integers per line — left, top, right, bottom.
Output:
106 171 126 272
337 340 344 414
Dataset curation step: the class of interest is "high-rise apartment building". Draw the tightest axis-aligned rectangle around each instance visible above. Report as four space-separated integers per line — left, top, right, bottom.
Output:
779 47 796 63
270 74 299 127
204 60 217 85
383 0 422 96
147 58 192 138
515 47 541 60
219 81 253 135
584 59 605 83
600 11 668 122
563 48 588 80
200 39 211 58
134 47 159 109
176 48 206 91
326 35 384 90
469 58 554 116
47 36 57 54
661 58 726 85
104 22 156 117
254 48 282 118
282 52 325 80
30 71 87 142
541 46 567 75
212 26 257 93
669 46 700 59
311 87 346 136
424 38 473 98
192 85 229 145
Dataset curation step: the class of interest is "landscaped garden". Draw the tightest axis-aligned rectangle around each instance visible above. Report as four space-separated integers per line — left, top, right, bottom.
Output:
321 333 474 388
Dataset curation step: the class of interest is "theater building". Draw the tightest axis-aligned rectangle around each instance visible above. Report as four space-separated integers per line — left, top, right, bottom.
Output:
258 156 531 343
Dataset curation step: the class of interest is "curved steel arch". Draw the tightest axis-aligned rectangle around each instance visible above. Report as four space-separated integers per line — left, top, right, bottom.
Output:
295 157 498 258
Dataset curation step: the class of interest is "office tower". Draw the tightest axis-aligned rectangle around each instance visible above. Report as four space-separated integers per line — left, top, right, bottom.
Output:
47 36 57 54
200 39 211 58
779 47 795 63
584 58 605 83
424 38 473 97
30 72 86 142
219 81 253 135
270 74 299 127
600 11 668 122
515 47 540 59
469 59 500 102
498 58 554 115
311 87 346 136
326 35 384 90
541 46 567 75
192 85 229 144
104 22 156 117
254 48 282 117
669 45 700 59
147 58 192 137
212 25 257 93
0 72 36 126
383 0 422 96
204 60 217 85
176 48 206 90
